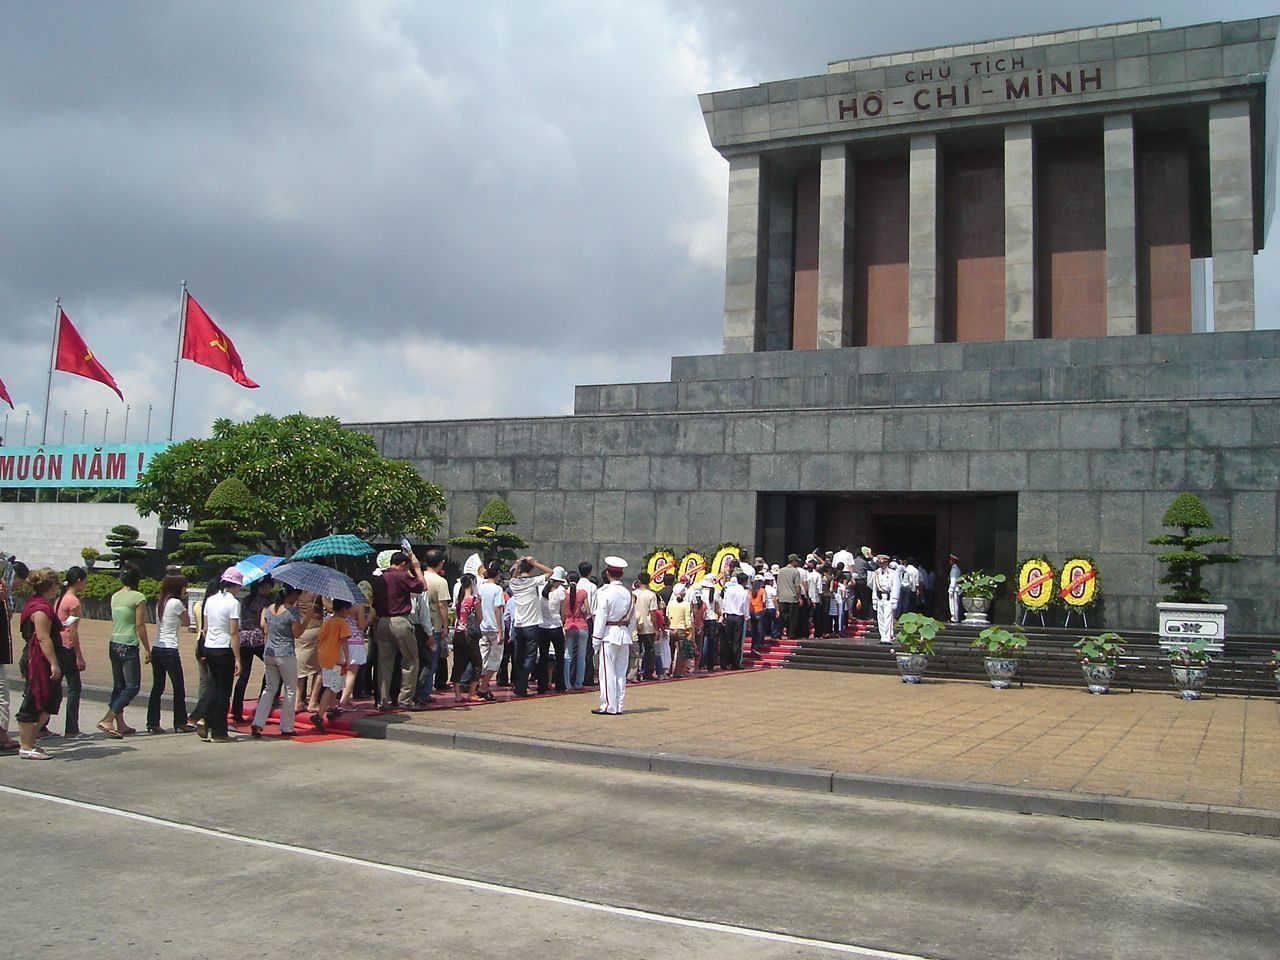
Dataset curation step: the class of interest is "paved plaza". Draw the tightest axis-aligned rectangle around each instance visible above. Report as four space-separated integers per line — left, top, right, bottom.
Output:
67 622 1280 814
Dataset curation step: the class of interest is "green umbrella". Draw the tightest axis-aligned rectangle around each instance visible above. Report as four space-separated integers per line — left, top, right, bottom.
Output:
289 534 375 561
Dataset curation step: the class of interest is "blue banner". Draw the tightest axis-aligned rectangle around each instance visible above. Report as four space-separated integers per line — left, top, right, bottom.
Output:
0 442 172 488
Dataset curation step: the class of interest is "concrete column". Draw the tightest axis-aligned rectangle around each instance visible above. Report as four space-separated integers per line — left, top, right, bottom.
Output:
765 179 795 351
1004 123 1036 340
1208 101 1256 331
723 154 769 353
907 135 942 345
1103 114 1138 336
816 144 853 349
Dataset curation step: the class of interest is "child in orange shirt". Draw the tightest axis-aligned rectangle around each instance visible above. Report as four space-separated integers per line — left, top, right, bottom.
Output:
312 599 352 732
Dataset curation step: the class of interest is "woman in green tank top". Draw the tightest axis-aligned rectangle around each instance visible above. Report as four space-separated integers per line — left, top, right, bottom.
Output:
98 564 151 738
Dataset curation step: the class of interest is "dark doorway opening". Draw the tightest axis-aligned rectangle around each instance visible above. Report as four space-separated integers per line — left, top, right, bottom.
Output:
872 513 937 570
756 491 1018 621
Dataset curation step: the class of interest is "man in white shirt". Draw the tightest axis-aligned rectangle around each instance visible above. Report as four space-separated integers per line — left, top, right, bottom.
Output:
869 555 901 644
476 565 506 699
720 572 750 669
832 544 855 574
592 556 635 716
508 555 552 697
695 575 721 670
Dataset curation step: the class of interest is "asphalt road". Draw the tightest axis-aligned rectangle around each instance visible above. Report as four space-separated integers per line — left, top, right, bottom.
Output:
1 702 1276 960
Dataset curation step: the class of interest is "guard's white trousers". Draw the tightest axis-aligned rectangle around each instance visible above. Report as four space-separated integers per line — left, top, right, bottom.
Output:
948 588 962 623
597 642 629 715
874 598 897 644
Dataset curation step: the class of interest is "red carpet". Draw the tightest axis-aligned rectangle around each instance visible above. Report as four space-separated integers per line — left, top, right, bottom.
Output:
238 662 771 739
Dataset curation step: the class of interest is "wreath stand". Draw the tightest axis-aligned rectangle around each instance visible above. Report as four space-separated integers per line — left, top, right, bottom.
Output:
1062 608 1090 630
1018 604 1047 628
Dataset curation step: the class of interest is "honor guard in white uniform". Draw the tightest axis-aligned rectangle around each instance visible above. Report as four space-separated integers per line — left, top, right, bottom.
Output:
947 554 963 623
592 556 635 716
869 554 901 644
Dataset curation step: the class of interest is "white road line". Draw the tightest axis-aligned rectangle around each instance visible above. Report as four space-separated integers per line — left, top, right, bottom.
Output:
0 781 936 960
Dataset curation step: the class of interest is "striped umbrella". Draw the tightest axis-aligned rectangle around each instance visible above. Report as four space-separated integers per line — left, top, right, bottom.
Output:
289 534 375 561
235 554 285 585
268 562 366 605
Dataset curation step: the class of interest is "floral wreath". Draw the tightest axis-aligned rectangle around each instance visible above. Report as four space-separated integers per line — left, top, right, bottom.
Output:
710 542 746 583
677 550 708 585
1059 555 1101 610
1016 555 1058 611
642 547 678 592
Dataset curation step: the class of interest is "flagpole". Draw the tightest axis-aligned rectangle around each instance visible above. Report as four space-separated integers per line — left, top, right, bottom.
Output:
41 297 60 444
168 280 187 442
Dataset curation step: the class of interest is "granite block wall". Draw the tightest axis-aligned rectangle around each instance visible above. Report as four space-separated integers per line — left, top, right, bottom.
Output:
355 330 1280 636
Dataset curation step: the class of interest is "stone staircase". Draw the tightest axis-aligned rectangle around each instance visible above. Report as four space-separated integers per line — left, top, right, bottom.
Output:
779 622 1280 697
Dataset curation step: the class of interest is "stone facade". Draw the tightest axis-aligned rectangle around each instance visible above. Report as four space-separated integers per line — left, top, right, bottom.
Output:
702 16 1279 350
354 329 1280 636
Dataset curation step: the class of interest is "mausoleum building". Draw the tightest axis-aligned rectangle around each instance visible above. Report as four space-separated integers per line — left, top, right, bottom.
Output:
356 17 1280 633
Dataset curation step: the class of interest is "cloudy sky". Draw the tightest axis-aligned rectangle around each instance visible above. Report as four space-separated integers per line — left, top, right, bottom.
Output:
0 1 1276 445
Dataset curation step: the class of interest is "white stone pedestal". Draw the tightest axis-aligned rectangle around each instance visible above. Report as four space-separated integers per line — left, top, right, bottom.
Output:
1157 602 1227 654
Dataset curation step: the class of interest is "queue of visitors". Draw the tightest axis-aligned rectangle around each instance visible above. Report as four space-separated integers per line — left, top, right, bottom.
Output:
0 541 953 754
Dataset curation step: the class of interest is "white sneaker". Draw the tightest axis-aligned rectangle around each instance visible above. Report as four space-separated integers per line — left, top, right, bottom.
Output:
19 747 52 760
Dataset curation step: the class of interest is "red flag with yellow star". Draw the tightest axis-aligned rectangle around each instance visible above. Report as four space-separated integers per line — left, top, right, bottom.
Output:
181 292 259 388
54 308 124 400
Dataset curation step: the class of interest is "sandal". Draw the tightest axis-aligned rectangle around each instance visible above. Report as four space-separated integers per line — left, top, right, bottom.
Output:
118 725 137 736
96 722 124 740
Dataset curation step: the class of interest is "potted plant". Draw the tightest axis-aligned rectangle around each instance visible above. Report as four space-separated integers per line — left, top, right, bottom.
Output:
1167 639 1211 700
1149 493 1239 652
958 570 1006 624
971 625 1027 689
1268 650 1280 693
893 612 945 684
79 546 100 571
1074 632 1125 695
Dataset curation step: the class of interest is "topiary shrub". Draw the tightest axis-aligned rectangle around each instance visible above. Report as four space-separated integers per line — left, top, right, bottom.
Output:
103 524 147 565
1148 493 1240 603
448 497 529 569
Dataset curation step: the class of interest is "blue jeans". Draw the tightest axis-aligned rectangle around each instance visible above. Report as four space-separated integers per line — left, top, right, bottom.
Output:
563 627 588 689
512 625 541 696
416 629 443 700
108 642 141 714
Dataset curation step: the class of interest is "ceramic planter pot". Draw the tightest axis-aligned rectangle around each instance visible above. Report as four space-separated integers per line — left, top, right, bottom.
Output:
1170 664 1208 700
1081 662 1116 694
962 596 992 624
896 653 928 684
983 656 1019 689
1274 669 1280 692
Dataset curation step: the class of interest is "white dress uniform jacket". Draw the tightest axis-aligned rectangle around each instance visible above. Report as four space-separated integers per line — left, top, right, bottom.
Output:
592 580 635 715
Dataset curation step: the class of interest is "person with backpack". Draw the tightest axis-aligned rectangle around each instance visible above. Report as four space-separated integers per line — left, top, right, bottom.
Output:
449 574 484 703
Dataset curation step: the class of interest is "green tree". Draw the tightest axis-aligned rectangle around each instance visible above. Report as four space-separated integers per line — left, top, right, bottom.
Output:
103 524 147 567
169 478 265 581
134 414 447 555
447 497 529 568
1148 493 1240 603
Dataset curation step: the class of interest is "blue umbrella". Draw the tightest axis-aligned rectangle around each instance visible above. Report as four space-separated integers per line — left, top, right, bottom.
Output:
289 534 375 561
236 554 284 585
268 562 366 605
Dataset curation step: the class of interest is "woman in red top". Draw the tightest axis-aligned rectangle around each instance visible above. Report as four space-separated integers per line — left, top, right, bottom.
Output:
561 572 589 691
17 568 64 760
450 574 484 703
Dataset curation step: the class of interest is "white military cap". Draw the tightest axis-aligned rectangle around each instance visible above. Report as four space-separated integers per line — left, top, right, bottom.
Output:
604 555 628 575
